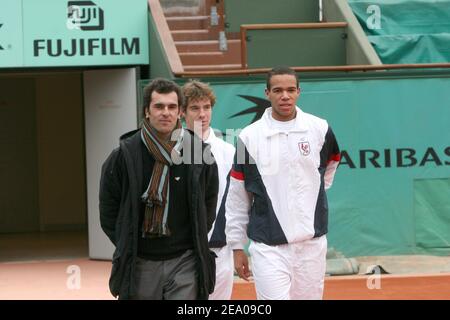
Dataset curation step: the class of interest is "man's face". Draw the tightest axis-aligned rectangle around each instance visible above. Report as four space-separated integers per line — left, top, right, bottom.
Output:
182 97 212 136
145 91 180 139
265 74 300 121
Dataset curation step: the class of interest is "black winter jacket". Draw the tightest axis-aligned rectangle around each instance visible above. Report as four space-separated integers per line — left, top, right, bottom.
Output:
99 129 219 299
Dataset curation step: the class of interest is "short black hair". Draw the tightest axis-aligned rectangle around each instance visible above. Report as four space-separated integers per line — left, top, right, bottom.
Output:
142 78 184 117
266 66 299 90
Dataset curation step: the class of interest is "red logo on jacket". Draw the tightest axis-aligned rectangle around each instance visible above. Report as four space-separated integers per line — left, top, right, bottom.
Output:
299 141 310 156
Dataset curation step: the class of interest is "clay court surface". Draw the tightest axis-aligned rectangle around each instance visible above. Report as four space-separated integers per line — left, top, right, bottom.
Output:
1 232 449 300
1 258 450 300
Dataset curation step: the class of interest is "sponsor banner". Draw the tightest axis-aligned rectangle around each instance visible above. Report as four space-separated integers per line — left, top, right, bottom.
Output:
0 0 23 67
0 0 148 67
203 75 450 256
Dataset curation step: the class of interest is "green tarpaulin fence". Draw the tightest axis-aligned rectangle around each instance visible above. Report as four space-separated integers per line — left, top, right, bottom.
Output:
348 0 450 63
139 70 450 257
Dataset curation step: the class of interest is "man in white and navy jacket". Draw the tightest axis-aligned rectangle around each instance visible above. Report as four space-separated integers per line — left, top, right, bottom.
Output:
182 80 236 300
226 66 340 300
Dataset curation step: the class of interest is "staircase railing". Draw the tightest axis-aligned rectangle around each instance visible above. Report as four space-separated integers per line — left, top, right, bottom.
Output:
148 0 184 74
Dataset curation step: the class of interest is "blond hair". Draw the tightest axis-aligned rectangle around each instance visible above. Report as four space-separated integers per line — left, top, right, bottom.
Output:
181 80 216 111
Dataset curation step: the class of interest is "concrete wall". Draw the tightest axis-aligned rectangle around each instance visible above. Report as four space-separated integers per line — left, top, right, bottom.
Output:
84 68 138 260
323 0 382 65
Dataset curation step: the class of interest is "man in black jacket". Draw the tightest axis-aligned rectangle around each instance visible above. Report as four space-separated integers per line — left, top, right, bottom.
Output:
99 78 219 300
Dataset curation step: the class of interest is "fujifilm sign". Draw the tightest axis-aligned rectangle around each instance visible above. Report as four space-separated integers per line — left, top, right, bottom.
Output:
20 0 149 67
33 37 140 57
33 1 140 58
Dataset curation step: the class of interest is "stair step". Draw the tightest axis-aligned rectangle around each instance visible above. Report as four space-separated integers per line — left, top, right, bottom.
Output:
163 8 204 18
179 51 240 65
175 39 241 53
166 15 209 30
171 29 216 41
184 64 243 71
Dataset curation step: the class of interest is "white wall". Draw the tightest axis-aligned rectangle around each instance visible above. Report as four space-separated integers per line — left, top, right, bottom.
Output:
84 68 138 260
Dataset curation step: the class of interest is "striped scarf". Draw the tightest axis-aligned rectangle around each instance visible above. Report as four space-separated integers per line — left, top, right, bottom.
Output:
140 118 184 238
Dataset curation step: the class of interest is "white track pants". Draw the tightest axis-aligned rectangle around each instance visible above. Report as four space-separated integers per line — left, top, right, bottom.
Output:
209 245 234 300
249 236 327 300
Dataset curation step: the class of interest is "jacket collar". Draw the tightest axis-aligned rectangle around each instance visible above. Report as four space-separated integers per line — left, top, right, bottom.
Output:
204 127 217 144
262 106 308 137
119 128 140 141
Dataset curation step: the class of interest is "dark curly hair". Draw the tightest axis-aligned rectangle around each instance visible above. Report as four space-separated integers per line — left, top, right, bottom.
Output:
142 78 184 117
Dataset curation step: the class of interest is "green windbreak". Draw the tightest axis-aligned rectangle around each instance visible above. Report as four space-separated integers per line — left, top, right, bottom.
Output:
348 0 450 63
138 71 450 257
203 72 450 257
368 34 450 64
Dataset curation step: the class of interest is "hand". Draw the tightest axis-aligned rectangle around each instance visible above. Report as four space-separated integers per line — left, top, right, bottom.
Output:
233 249 251 281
